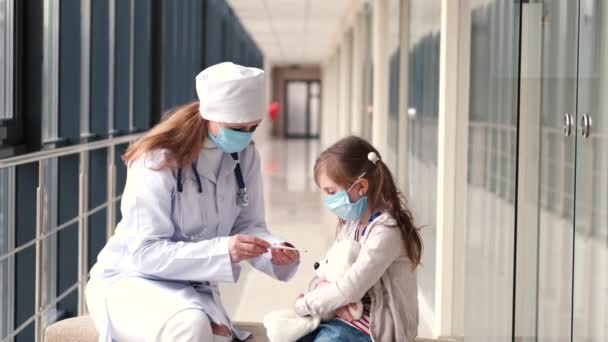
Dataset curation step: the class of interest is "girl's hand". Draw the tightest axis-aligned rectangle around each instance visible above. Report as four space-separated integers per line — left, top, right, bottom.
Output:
294 295 307 316
271 242 299 265
228 234 270 263
335 303 358 322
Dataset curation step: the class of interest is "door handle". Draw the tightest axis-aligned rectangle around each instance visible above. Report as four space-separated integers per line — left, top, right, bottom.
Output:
563 113 573 137
581 113 592 138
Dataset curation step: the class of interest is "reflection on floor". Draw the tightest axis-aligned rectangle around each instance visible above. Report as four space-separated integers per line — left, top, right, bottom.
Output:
219 136 336 322
407 156 437 337
463 185 515 341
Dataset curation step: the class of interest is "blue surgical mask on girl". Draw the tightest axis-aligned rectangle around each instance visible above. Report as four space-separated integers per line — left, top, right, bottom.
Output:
208 125 254 153
323 173 368 221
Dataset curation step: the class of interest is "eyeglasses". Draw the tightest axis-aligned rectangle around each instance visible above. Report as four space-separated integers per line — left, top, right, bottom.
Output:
227 124 260 133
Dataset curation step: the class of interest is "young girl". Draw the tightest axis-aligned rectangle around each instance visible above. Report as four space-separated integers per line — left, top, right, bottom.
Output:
295 136 422 342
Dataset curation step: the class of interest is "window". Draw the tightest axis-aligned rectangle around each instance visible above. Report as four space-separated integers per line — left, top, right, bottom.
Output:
0 0 14 121
160 0 204 110
79 0 92 140
462 1 521 339
403 0 442 336
113 0 133 135
0 167 15 341
133 0 153 131
0 0 25 158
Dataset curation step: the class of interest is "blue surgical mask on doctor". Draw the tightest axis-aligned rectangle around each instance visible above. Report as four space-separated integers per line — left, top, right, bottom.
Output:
323 174 368 221
208 123 255 153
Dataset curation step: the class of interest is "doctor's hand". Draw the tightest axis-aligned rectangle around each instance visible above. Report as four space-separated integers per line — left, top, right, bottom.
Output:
271 242 299 265
228 234 270 263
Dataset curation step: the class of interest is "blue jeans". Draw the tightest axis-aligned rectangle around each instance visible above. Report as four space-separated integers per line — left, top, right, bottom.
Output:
297 319 372 342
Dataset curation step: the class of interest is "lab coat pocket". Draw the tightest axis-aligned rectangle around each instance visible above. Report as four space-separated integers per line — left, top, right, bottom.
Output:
198 188 221 239
176 177 208 241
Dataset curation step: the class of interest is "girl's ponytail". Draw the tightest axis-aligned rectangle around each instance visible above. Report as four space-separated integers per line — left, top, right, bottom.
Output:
369 156 422 267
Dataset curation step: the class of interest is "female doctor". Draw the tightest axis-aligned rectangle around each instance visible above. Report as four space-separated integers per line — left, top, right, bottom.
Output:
86 62 300 342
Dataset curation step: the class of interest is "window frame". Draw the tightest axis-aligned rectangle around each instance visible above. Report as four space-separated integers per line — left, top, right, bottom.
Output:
0 0 15 122
0 0 25 158
0 167 16 341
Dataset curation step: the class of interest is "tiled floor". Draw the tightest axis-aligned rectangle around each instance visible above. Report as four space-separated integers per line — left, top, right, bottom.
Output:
220 127 336 322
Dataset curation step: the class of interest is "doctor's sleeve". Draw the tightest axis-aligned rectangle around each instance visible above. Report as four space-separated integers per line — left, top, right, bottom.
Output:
121 158 238 283
230 147 299 281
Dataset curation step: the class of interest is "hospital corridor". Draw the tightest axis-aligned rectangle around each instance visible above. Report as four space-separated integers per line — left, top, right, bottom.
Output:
1 0 608 341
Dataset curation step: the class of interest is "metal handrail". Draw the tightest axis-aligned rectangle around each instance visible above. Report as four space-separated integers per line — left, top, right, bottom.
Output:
0 281 81 342
0 132 144 342
0 194 121 264
0 133 143 168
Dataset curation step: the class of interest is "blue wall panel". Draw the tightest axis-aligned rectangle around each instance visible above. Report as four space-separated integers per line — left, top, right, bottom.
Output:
114 0 132 135
204 0 262 70
159 0 207 111
58 0 82 144
133 0 152 131
90 0 110 138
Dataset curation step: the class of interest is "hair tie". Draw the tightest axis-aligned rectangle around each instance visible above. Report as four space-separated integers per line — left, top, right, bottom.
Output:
368 152 380 165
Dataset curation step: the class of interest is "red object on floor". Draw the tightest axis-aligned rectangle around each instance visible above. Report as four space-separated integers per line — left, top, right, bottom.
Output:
268 101 280 121
267 159 279 176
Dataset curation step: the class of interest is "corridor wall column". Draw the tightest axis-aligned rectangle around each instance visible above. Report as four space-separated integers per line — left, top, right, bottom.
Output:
435 0 470 337
351 11 365 137
339 32 353 138
372 0 389 156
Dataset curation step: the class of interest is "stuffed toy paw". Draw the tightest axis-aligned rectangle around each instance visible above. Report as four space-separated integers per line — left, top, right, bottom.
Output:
264 240 362 342
313 240 363 321
263 309 320 342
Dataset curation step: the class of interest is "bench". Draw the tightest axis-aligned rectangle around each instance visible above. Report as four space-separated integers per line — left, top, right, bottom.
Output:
44 315 268 342
44 315 453 342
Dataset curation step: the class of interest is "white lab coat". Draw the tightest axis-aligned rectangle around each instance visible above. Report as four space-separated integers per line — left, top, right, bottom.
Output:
86 142 299 342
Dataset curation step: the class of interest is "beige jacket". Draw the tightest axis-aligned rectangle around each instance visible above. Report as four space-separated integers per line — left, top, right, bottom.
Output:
295 213 418 341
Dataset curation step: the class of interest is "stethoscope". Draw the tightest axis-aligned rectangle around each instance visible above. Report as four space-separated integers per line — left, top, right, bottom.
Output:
176 152 249 207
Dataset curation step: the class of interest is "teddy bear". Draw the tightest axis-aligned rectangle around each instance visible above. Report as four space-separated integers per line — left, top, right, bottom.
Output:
263 239 363 342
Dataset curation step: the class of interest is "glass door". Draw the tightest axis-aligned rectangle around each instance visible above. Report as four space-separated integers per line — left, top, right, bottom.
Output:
284 81 321 139
518 1 608 341
536 2 579 340
572 0 608 340
516 1 579 340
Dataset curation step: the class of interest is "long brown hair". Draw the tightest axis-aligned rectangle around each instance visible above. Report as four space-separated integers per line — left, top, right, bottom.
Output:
314 136 423 266
123 101 208 169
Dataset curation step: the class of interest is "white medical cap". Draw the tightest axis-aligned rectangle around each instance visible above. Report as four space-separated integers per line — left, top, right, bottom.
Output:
195 62 265 124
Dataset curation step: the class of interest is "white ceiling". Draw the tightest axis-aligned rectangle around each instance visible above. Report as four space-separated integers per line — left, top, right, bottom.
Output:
227 0 354 65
